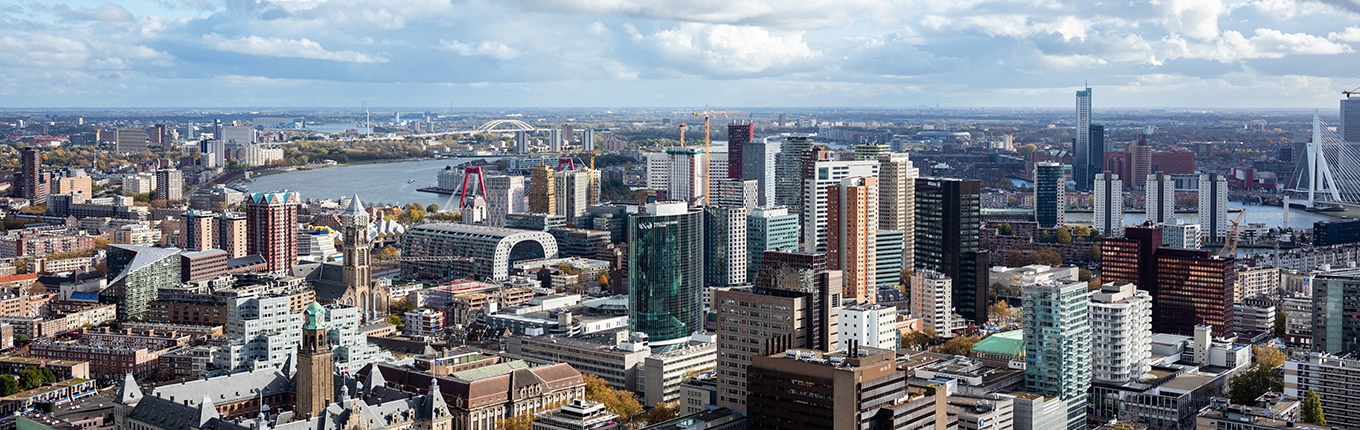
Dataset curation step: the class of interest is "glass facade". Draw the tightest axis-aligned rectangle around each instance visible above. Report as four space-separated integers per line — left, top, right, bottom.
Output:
629 204 704 347
1154 248 1235 337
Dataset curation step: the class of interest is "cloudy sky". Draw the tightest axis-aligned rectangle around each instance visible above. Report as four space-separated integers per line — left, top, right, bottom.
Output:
2 0 1358 108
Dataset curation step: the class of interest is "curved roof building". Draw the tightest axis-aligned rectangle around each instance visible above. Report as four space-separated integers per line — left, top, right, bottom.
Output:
400 223 558 281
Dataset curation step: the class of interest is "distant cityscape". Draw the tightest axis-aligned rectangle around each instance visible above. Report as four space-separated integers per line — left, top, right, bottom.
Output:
0 91 1359 430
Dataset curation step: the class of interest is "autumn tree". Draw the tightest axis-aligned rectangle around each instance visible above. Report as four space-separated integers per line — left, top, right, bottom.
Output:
643 401 680 424
584 374 643 422
902 326 939 349
1253 345 1286 369
987 301 1012 323
494 412 533 430
1228 365 1282 405
933 335 981 356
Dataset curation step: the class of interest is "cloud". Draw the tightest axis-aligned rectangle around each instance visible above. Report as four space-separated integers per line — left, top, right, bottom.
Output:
1159 0 1226 41
641 23 816 75
202 34 388 63
52 4 135 22
438 40 521 60
1330 27 1360 42
497 0 882 28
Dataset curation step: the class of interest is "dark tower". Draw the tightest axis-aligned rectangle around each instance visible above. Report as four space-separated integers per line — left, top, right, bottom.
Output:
295 301 333 419
727 122 753 179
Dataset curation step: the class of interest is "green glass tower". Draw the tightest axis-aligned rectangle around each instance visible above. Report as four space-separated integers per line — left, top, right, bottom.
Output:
628 202 704 348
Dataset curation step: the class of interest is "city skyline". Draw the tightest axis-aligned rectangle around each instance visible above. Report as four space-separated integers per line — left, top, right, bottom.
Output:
1 0 1357 108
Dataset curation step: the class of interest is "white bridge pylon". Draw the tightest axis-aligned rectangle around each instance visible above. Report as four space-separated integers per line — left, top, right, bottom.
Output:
1296 111 1360 207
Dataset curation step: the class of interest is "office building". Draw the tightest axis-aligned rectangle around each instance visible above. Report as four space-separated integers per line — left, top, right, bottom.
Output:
529 165 555 214
123 173 154 195
826 177 878 303
1343 96 1360 143
1285 353 1360 429
838 305 898 350
915 178 988 323
531 399 619 430
639 341 718 407
1155 248 1235 337
746 347 946 430
704 206 749 287
1313 217 1360 246
713 179 757 209
1088 282 1151 384
154 169 183 201
1147 172 1177 226
101 245 182 320
212 295 302 373
245 191 301 273
644 152 671 191
16 147 49 202
53 176 91 197
746 207 800 280
727 123 753 179
1099 224 1162 292
115 128 149 153
1022 280 1091 430
628 202 704 348
1199 172 1229 242
667 148 706 204
743 137 781 206
515 131 529 153
1090 123 1106 185
878 152 919 270
1160 220 1202 249
485 175 526 228
1310 268 1360 354
1092 171 1122 237
555 169 594 226
802 157 878 253
910 269 957 334
401 223 558 281
1074 86 1093 191
717 253 841 411
1034 162 1065 228
774 136 816 216
874 230 903 288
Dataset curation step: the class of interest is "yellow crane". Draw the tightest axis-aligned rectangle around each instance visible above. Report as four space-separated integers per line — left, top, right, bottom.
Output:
691 106 737 205
1219 211 1247 258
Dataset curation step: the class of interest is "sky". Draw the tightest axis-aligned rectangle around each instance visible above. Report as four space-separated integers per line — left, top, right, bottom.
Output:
1 0 1358 109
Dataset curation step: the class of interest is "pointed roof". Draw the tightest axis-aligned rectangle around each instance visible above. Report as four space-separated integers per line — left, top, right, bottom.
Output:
116 373 143 405
365 365 386 394
197 395 221 427
341 195 366 218
419 376 449 421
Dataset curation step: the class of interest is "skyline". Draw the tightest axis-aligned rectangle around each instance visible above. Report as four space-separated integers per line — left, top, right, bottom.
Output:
1 0 1357 108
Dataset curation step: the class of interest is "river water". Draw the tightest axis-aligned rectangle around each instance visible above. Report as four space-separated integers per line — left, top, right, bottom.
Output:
246 158 496 208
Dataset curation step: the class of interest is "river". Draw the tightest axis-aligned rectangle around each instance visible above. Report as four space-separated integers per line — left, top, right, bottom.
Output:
1063 203 1332 230
245 158 497 208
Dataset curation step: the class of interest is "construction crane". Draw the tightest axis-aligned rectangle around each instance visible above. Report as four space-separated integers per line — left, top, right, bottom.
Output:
1218 211 1247 258
1345 87 1360 98
691 106 737 205
678 123 687 147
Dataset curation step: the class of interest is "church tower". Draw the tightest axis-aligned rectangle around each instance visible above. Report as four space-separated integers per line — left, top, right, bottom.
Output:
341 195 373 322
295 301 333 419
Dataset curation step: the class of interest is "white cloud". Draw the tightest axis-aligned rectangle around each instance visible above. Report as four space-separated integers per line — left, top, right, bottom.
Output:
643 23 815 75
1158 0 1225 41
1158 28 1353 63
1329 27 1360 42
202 34 388 63
0 35 90 69
438 39 522 60
52 4 135 22
499 0 883 29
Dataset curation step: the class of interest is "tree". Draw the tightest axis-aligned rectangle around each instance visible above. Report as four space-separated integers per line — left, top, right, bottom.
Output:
386 315 402 326
1274 311 1287 337
1228 366 1282 405
933 335 981 356
1035 249 1062 266
1253 345 1286 369
19 367 43 390
1017 144 1038 158
902 326 939 349
14 334 29 345
426 204 439 213
375 245 400 261
644 401 680 424
494 412 533 430
1078 269 1093 281
1054 228 1073 244
996 223 1013 236
988 301 1012 323
584 374 643 422
0 376 17 396
1303 388 1326 425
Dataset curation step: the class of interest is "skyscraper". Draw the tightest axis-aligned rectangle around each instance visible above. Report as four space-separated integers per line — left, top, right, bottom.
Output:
1145 171 1175 225
1023 280 1091 430
1034 162 1065 228
181 210 215 251
1088 282 1151 384
801 156 878 253
742 137 781 207
910 269 956 333
915 178 988 323
554 169 593 226
1198 172 1229 242
826 177 878 304
485 175 525 227
1074 86 1093 191
727 122 753 179
1342 96 1360 143
515 131 529 154
154 169 183 201
1090 124 1106 184
1093 171 1123 237
704 206 749 287
713 179 758 209
628 202 704 348
1099 224 1162 293
528 166 555 214
1312 268 1360 354
1154 249 1235 337
548 128 563 152
217 213 247 258
775 136 816 216
746 207 800 280
874 230 903 289
16 147 48 202
245 191 300 273
667 148 705 204
582 128 595 151
878 152 919 270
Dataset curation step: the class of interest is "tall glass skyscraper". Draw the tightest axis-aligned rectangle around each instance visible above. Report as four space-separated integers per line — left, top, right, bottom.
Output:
1034 162 1065 229
1074 86 1093 191
1023 280 1092 430
915 178 988 323
628 202 704 348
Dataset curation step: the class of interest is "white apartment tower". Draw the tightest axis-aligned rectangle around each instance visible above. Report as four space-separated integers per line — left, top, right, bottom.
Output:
1093 171 1123 237
838 305 899 350
910 270 956 334
1146 172 1176 225
645 152 671 191
878 152 919 269
1199 172 1229 242
1159 221 1202 250
485 175 526 228
667 148 706 204
1088 282 1152 384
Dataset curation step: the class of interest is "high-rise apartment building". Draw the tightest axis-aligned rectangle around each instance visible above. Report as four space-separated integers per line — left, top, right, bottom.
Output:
528 166 555 214
1145 172 1175 225
878 152 919 270
1093 171 1123 237
742 137 781 207
1285 353 1360 429
774 136 816 216
245 191 301 273
910 269 956 333
154 169 183 201
746 207 800 280
1023 280 1091 430
667 148 705 204
1155 249 1235 337
1198 172 1229 242
1160 221 1201 249
16 147 49 202
547 128 563 152
645 152 671 191
802 158 878 253
1343 96 1360 143
727 123 753 179
915 178 988 323
874 230 903 288
218 212 247 258
628 202 704 348
704 206 749 287
826 177 878 304
102 245 182 320
1088 282 1151 384
485 175 525 227
181 210 215 251
1309 268 1360 354
554 169 594 226
581 129 595 151
713 179 758 209
212 294 302 373
1074 86 1093 191
515 131 528 153
1034 162 1065 228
